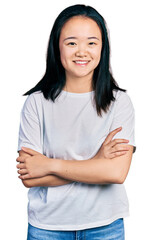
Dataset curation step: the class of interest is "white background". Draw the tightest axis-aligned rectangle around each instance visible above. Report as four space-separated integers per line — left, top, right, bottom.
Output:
0 0 152 239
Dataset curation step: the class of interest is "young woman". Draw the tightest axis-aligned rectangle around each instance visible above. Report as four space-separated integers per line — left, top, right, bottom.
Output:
16 4 136 240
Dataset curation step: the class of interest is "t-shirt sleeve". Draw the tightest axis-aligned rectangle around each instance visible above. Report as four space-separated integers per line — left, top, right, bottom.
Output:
17 94 43 153
109 91 136 153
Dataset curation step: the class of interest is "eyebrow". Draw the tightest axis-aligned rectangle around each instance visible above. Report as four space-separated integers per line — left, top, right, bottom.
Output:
63 36 100 41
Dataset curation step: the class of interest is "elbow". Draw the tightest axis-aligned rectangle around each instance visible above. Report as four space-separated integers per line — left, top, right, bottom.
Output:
108 177 125 185
22 180 32 188
100 173 125 185
107 166 127 184
115 177 125 184
115 171 127 184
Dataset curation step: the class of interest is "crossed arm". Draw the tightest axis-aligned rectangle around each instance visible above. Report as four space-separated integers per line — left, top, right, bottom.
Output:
16 127 134 188
18 151 73 188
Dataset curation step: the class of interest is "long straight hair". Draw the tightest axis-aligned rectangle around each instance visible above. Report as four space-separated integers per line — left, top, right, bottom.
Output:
24 4 125 116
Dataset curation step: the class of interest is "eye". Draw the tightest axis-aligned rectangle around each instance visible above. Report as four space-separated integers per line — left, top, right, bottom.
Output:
88 42 96 45
67 42 77 46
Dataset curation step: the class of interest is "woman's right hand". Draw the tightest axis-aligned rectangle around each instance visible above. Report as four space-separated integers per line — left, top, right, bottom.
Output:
93 127 130 160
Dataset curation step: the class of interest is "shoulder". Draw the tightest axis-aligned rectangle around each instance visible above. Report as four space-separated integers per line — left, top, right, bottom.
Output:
112 90 135 114
113 90 134 106
21 91 44 114
113 90 131 102
25 91 44 104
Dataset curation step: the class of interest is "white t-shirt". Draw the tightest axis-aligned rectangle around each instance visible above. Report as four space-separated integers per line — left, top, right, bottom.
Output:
17 89 136 231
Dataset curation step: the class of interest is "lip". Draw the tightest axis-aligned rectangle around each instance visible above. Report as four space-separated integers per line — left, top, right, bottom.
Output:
73 60 90 66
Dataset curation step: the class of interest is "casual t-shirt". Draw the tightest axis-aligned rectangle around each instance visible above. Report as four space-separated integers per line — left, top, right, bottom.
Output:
17 89 136 231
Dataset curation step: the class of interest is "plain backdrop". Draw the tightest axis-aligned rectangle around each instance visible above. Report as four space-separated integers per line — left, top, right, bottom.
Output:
0 0 152 239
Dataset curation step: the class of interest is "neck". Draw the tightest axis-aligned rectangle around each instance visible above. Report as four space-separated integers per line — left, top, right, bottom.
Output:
63 75 93 93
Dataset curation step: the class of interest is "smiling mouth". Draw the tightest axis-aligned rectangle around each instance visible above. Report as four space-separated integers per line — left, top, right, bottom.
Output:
73 60 90 66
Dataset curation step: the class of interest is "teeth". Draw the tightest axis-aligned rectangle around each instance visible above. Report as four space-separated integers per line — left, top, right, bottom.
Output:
75 61 88 64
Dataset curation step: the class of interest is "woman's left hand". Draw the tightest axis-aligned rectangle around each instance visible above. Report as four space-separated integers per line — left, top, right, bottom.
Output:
92 127 130 160
16 147 52 179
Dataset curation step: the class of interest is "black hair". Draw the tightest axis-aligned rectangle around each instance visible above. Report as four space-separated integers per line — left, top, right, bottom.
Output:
24 4 125 116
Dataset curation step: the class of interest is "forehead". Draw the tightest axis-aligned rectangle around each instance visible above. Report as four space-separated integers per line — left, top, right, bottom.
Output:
60 16 102 39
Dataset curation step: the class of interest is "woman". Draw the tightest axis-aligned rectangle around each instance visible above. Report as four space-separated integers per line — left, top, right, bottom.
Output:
16 4 136 240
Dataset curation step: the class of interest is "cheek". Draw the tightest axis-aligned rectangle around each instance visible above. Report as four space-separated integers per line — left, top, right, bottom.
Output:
59 43 66 66
60 47 74 68
60 51 66 67
93 47 102 62
59 46 65 65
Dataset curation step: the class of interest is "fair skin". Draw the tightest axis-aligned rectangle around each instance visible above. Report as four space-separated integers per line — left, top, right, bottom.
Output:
16 16 133 187
17 127 133 187
59 16 102 93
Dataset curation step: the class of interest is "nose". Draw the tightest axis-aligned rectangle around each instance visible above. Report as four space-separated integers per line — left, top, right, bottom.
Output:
75 44 88 58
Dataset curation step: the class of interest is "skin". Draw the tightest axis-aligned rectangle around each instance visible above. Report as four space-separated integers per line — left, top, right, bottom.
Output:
17 17 134 187
17 128 133 187
59 16 102 93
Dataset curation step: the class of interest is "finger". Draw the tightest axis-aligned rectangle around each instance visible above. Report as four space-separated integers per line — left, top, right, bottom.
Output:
109 151 127 159
104 127 122 145
16 163 26 169
17 169 28 175
18 174 31 180
16 156 25 163
111 144 130 152
21 147 38 156
110 139 129 148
